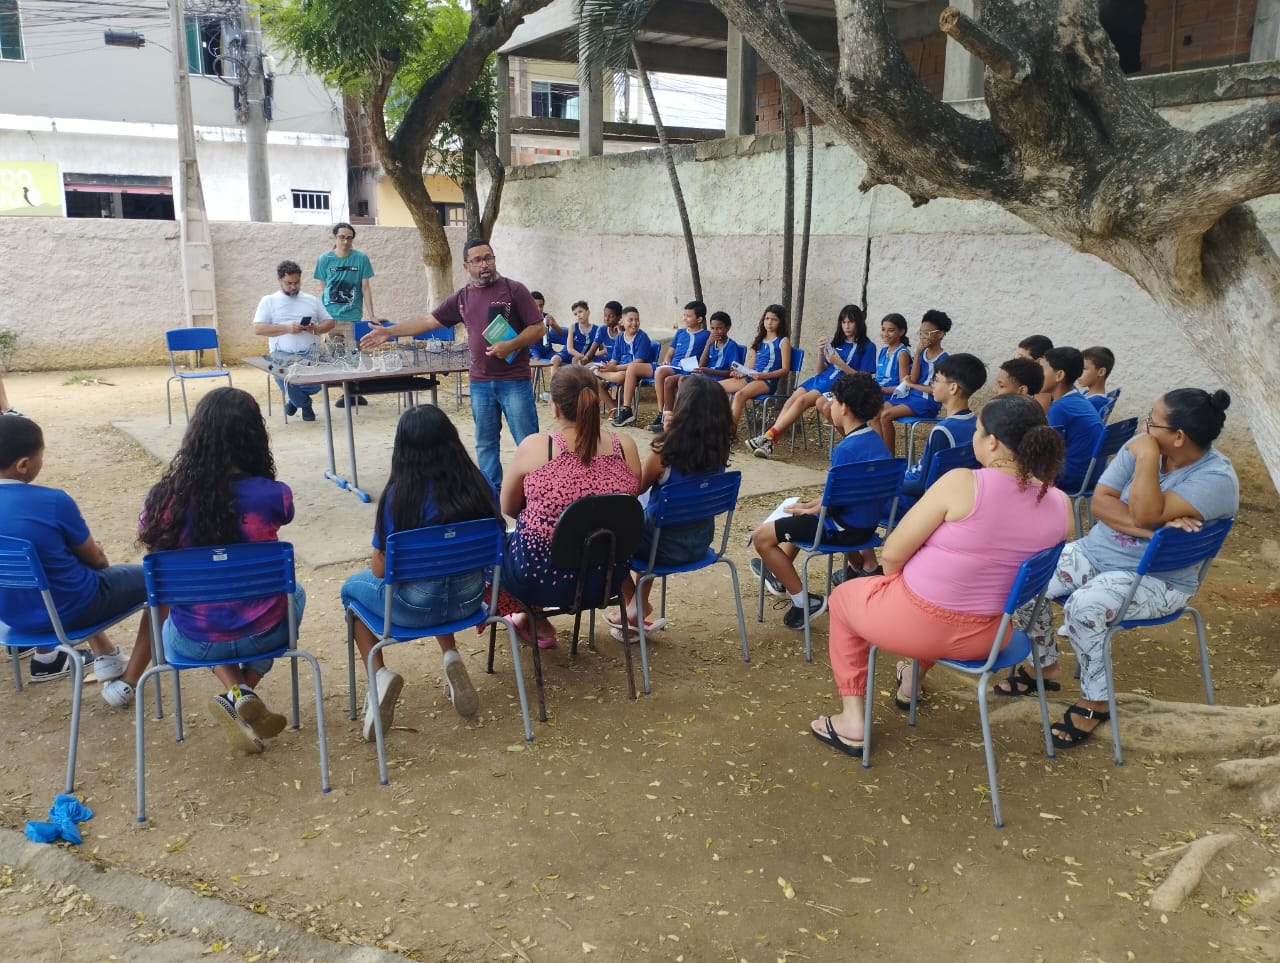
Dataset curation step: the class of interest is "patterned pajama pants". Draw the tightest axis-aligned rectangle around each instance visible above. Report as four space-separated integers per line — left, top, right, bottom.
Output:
1015 542 1189 701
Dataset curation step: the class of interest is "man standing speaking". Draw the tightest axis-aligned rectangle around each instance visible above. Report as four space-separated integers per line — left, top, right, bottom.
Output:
360 239 541 486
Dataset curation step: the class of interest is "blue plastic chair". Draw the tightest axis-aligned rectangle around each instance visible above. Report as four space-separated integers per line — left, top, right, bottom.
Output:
165 327 232 425
863 541 1065 827
0 536 147 794
413 326 465 408
745 347 804 438
1099 387 1122 423
345 518 532 784
921 443 980 488
757 458 906 662
1065 417 1138 538
623 471 748 693
135 541 330 821
894 416 938 463
1091 517 1234 767
630 339 665 419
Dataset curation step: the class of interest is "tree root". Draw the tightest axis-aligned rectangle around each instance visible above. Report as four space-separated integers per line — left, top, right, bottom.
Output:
1210 755 1280 787
1149 833 1237 912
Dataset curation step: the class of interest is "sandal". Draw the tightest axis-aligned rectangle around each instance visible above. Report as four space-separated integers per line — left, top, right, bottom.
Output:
1050 704 1111 749
994 665 1062 698
810 716 863 758
893 661 916 712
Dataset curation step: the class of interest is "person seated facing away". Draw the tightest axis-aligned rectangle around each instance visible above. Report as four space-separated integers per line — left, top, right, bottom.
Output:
1077 345 1116 415
595 307 653 424
499 365 642 648
897 352 986 506
997 389 1237 750
1041 346 1105 492
1017 334 1055 412
645 300 711 431
555 300 597 371
342 405 500 741
719 304 792 430
747 304 876 459
253 259 336 422
139 387 299 753
750 372 889 631
611 376 735 639
527 291 567 380
993 356 1045 401
809 394 1069 756
875 309 952 452
694 311 740 382
0 417 151 705
582 300 623 363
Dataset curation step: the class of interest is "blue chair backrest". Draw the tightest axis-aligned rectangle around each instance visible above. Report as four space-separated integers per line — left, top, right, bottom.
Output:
821 458 906 511
647 340 662 364
166 327 220 353
789 347 805 381
383 518 505 586
143 542 296 606
1004 542 1066 614
1135 517 1234 581
1078 417 1138 494
650 471 741 529
923 444 978 489
1099 387 1121 422
0 536 49 592
413 327 455 342
353 321 397 344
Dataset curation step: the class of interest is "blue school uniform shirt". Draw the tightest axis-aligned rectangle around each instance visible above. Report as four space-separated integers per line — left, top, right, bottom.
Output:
1085 393 1109 415
876 344 911 388
567 323 597 355
1048 390 1106 492
751 336 786 375
666 327 710 364
901 409 977 497
912 349 948 399
0 481 97 630
826 425 894 532
593 326 620 355
608 329 652 366
802 340 875 393
701 338 741 379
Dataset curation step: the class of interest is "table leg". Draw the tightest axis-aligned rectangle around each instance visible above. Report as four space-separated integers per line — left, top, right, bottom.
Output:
341 381 370 503
320 385 347 492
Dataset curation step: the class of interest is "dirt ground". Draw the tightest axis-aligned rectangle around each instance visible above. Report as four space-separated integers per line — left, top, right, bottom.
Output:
0 365 1278 963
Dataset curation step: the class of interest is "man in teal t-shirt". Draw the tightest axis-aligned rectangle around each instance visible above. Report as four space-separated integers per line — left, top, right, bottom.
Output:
313 222 375 323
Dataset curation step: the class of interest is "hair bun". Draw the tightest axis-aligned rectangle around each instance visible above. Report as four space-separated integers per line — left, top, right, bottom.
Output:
1209 389 1231 412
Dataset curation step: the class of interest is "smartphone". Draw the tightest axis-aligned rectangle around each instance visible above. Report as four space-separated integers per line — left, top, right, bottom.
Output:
300 316 313 327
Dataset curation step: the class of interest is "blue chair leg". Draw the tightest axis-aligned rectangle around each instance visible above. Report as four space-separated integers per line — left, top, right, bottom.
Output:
636 575 654 696
64 646 86 794
493 616 534 743
367 642 392 785
724 561 750 663
345 608 359 720
975 672 1005 828
800 553 816 663
1189 607 1215 703
289 649 331 794
862 645 878 769
1102 627 1123 766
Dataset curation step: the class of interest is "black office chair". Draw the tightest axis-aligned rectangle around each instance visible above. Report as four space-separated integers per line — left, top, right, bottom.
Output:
488 494 645 722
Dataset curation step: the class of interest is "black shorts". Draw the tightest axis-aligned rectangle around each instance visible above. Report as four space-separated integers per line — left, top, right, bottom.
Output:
774 515 877 547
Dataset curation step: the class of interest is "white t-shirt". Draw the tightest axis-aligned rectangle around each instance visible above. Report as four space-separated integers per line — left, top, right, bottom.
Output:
253 290 331 353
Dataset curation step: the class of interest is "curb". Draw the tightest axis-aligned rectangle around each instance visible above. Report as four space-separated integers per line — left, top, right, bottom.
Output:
0 827 403 963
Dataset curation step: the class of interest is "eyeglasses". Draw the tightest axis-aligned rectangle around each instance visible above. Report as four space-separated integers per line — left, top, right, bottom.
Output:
1145 414 1176 432
335 234 354 241
467 254 496 265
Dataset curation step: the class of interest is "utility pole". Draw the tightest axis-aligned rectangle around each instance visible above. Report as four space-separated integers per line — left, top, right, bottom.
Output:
238 0 272 222
168 0 217 329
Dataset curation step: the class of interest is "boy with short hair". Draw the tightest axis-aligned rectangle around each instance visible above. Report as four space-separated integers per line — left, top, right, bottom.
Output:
898 352 986 502
696 312 740 381
527 291 566 400
749 372 891 630
557 300 597 369
583 300 623 363
0 417 151 705
596 307 653 422
993 357 1044 398
1041 346 1105 492
1016 335 1055 411
1077 346 1116 415
646 300 710 430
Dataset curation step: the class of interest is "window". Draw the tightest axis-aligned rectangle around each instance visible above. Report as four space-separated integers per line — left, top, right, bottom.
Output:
531 81 580 120
292 190 330 212
0 0 24 61
63 173 174 221
184 15 236 78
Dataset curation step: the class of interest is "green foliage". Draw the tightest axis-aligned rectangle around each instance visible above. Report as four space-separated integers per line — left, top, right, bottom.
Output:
576 0 656 77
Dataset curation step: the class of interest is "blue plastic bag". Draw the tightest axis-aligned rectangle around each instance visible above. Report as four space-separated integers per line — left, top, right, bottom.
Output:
25 793 94 845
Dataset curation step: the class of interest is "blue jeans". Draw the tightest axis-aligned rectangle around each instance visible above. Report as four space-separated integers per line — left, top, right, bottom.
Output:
62 564 146 632
470 379 539 488
266 353 322 410
341 568 486 630
162 586 307 679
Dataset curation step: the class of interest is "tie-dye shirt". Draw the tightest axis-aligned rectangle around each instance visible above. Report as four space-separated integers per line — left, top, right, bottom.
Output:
162 476 295 642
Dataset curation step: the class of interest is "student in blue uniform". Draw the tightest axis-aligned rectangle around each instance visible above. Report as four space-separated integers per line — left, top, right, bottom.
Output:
645 300 711 431
595 307 653 417
1042 346 1105 492
718 304 792 430
875 309 951 451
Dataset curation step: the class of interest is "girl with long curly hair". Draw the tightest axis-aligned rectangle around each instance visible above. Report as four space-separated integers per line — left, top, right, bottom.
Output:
139 386 298 755
342 404 501 742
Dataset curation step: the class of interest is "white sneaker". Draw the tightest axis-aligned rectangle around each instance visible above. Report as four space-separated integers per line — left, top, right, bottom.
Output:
444 657 478 718
91 646 127 683
362 668 404 743
101 679 135 708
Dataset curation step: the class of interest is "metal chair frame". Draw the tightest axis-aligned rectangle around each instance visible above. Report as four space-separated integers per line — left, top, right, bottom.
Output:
165 327 232 424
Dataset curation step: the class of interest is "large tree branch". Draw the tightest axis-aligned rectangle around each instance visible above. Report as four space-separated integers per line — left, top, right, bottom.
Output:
939 6 1029 83
459 123 506 239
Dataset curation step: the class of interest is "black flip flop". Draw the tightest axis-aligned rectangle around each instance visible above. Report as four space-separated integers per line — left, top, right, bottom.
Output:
893 662 916 711
1050 704 1111 749
810 716 863 757
994 665 1062 698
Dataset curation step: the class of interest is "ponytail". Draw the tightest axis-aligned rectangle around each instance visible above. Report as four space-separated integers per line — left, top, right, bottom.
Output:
549 365 602 464
980 394 1064 500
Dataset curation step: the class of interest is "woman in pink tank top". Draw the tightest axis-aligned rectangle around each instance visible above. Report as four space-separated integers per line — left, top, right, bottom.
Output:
811 394 1071 757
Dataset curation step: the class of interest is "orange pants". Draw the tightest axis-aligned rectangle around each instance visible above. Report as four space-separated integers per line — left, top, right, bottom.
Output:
828 572 1004 696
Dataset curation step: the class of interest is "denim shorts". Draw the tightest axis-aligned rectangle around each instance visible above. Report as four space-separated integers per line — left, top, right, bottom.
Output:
634 519 714 569
341 567 487 629
162 586 307 679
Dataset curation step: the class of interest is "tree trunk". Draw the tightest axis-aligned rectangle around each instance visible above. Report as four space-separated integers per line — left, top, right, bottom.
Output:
461 149 482 241
631 42 702 303
387 159 453 304
781 82 795 330
795 105 814 344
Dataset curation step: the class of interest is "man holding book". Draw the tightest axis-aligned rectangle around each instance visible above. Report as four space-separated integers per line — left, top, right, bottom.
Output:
359 239 542 486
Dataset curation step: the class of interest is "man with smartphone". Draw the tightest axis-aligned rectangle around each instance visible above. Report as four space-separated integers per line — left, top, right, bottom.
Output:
253 259 335 422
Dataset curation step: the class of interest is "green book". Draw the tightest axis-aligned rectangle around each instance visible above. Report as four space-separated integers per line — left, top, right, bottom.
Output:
482 314 519 363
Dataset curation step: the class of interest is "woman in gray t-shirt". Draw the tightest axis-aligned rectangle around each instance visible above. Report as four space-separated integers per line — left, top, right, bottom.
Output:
996 388 1238 749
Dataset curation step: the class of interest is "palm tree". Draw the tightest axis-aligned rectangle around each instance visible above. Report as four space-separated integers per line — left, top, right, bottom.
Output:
577 0 702 301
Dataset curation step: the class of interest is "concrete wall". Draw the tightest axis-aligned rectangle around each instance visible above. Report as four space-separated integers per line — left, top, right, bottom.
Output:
491 87 1280 447
0 220 464 369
